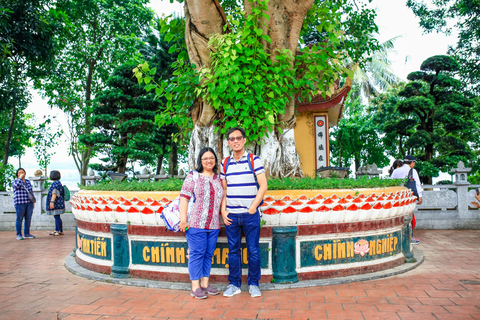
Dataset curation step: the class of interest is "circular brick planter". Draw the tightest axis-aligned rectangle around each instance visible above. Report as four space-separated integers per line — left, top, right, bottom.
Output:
71 187 416 283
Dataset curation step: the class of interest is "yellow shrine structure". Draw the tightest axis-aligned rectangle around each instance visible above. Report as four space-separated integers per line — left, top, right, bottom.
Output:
294 79 352 177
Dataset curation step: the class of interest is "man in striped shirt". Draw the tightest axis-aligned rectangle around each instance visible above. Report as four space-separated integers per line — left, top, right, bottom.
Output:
221 127 268 298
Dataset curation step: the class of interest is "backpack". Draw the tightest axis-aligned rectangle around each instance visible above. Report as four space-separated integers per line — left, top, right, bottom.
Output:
223 153 264 207
161 171 198 232
406 168 419 198
62 184 71 202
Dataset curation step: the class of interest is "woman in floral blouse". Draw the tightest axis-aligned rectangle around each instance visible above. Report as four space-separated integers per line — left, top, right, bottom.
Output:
179 147 224 300
46 170 65 236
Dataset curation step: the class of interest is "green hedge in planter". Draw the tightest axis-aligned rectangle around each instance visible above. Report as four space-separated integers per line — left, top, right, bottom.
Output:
81 176 405 192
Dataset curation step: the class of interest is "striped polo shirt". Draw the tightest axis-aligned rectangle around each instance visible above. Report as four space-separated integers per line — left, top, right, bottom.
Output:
220 151 265 214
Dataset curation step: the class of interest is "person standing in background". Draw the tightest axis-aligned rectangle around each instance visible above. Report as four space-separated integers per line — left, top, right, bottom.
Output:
46 170 65 236
392 155 423 244
388 159 404 176
12 168 35 240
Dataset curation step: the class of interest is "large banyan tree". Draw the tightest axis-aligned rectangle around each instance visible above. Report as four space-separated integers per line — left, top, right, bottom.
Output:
135 0 378 178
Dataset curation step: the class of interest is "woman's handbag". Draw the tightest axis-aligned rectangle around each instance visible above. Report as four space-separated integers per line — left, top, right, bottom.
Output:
23 184 36 204
406 169 419 198
161 171 198 232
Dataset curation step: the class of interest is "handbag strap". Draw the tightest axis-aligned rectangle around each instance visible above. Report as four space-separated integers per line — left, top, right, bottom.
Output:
408 168 413 179
21 182 32 193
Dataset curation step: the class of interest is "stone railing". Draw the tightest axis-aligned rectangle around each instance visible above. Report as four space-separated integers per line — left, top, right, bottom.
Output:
0 180 77 231
414 183 480 229
1 161 479 230
413 161 479 229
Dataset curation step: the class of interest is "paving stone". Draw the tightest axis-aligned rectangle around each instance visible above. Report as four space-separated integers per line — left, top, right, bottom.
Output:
0 230 478 319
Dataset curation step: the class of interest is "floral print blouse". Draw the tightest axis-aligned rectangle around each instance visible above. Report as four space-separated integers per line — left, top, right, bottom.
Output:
180 171 224 229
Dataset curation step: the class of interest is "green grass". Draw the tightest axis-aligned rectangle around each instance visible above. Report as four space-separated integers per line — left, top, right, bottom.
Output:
81 176 404 191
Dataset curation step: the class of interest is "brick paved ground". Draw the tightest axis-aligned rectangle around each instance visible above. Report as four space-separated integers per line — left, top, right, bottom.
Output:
0 230 479 320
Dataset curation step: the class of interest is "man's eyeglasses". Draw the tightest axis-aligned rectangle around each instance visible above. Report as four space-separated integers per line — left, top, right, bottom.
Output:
201 157 215 162
228 135 244 142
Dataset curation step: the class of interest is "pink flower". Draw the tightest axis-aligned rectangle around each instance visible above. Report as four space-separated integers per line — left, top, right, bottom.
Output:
354 239 370 257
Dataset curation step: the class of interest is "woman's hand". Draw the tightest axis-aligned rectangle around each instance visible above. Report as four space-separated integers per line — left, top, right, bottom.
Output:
49 202 55 209
179 221 189 232
248 206 257 214
222 211 232 226
475 193 480 203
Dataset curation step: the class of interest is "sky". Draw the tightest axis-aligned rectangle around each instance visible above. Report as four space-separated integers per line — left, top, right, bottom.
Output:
12 0 457 188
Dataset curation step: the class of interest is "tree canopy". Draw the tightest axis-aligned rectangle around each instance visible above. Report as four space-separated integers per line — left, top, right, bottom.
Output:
375 55 478 183
34 0 154 183
407 0 480 95
135 0 380 177
82 63 159 174
0 0 59 166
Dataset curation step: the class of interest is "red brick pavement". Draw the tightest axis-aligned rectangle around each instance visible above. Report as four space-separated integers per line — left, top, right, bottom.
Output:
0 230 479 320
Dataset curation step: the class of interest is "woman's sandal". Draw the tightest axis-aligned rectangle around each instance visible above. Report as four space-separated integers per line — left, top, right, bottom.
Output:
53 232 62 236
49 231 57 236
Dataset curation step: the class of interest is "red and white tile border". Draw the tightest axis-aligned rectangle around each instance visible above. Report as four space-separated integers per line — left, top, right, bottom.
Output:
71 187 414 226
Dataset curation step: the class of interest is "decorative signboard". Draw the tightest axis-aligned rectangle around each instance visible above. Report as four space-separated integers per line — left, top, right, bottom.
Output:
77 231 112 260
300 230 402 267
131 240 270 269
314 115 328 169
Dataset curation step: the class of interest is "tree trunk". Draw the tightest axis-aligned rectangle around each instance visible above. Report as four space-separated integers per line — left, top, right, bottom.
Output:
78 61 96 184
156 154 164 175
168 143 179 176
258 129 303 178
2 105 16 166
189 125 222 169
355 157 360 172
184 0 313 177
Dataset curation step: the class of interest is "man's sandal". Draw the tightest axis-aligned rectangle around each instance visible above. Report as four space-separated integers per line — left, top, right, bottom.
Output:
49 232 58 236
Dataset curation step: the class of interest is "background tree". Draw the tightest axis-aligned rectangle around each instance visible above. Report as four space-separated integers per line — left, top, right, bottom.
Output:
329 91 390 171
0 110 34 167
368 83 411 159
137 16 185 175
135 0 380 178
82 63 159 174
407 0 480 95
387 55 477 183
33 117 63 175
34 0 154 184
0 0 59 166
350 37 402 102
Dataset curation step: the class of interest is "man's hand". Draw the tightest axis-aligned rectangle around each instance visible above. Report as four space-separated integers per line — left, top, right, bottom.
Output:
222 211 232 226
19 173 25 180
248 206 256 214
417 197 423 205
